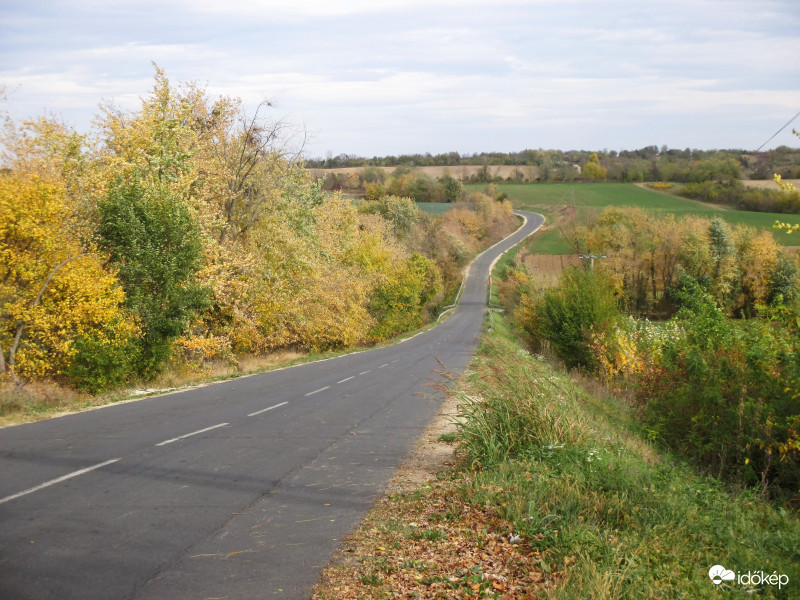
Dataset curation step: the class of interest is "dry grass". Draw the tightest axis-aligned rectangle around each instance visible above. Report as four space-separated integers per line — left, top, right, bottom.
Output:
151 350 305 389
522 254 582 289
0 350 306 428
742 178 800 190
0 381 83 427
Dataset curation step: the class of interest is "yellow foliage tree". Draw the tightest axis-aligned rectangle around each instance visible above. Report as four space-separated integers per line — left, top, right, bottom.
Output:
0 173 137 383
734 227 780 311
582 153 608 181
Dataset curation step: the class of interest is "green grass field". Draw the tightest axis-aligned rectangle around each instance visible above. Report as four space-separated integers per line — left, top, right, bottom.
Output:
465 183 800 254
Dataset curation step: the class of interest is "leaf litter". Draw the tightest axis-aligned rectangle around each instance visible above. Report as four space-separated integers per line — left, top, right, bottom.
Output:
312 390 554 599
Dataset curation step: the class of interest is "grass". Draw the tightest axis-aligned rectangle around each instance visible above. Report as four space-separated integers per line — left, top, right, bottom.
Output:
489 243 521 306
465 183 800 253
314 311 800 599
416 201 456 215
451 313 800 599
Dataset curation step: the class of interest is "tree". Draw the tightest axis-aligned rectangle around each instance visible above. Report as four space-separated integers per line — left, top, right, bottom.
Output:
441 174 463 203
0 172 137 384
98 175 209 374
582 153 607 181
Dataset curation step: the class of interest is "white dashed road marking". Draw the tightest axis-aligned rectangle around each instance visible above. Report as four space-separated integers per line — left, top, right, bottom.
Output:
305 386 330 397
156 423 228 446
248 402 288 417
0 459 121 506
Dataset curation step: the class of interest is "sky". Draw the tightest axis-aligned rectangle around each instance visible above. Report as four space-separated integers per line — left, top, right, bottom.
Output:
2 0 799 159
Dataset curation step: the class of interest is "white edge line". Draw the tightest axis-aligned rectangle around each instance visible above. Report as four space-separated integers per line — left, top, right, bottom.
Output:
247 401 288 417
156 423 228 446
0 458 120 506
337 376 355 384
305 386 330 397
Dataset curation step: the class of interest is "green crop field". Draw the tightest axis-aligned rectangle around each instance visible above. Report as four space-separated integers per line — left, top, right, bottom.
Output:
415 201 454 215
465 182 800 254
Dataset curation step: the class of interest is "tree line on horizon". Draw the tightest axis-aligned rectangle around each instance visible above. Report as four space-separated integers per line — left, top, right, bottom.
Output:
307 144 800 182
314 149 800 214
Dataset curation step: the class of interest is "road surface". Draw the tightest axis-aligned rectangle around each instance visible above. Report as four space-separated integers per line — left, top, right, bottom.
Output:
0 211 544 600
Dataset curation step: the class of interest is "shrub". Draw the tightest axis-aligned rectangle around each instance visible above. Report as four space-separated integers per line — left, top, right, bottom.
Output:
64 327 137 393
635 284 800 495
518 267 622 369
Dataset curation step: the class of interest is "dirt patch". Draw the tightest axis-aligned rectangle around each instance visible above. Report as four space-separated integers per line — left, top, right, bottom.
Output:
523 254 582 288
383 383 460 494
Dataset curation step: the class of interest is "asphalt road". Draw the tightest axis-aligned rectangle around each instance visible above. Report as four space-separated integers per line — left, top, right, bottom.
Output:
0 211 544 600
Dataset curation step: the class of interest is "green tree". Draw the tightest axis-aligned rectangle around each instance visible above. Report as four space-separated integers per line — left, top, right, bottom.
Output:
440 174 463 203
519 267 621 369
98 175 209 375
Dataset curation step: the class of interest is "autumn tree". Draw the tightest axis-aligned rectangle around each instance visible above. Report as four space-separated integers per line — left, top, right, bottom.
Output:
440 173 463 202
582 153 607 181
0 172 137 385
368 252 442 341
360 195 420 238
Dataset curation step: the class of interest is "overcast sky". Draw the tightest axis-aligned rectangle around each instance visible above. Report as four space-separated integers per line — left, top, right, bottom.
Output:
2 0 799 158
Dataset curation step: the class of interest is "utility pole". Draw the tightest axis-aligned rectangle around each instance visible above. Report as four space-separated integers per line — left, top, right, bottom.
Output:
579 254 606 270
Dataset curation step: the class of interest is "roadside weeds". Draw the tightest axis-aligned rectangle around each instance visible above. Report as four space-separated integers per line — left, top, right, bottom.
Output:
313 313 800 600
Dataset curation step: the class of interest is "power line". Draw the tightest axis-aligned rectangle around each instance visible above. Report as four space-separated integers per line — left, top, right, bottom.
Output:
755 110 800 152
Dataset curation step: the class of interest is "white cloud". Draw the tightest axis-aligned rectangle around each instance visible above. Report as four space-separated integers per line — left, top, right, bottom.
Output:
1 0 799 154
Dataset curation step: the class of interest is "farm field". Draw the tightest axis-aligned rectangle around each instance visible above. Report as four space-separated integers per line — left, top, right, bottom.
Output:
414 201 454 215
521 253 583 288
309 164 540 182
467 182 800 253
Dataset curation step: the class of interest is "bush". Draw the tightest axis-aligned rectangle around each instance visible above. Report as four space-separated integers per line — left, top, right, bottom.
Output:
635 283 800 495
64 328 137 393
518 267 622 369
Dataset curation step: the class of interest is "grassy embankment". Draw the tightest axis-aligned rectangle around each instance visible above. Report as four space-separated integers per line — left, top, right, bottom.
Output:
315 311 800 599
465 182 800 254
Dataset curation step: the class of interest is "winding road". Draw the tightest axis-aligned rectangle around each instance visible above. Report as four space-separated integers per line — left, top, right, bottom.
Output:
0 211 544 600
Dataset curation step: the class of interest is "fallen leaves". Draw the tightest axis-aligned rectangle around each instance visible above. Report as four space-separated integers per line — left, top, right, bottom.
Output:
312 478 554 599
